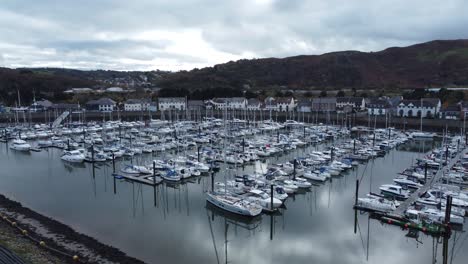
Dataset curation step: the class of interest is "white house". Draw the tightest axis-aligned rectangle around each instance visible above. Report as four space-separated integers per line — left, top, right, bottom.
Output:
397 98 441 118
86 98 116 112
276 97 296 112
247 99 262 110
124 99 151 111
367 99 392 116
336 97 366 112
158 97 186 111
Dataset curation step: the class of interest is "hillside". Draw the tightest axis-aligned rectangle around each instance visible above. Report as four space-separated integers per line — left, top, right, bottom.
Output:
156 39 468 91
2 39 468 105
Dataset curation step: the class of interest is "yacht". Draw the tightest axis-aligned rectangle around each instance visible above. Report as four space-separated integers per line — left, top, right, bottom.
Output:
61 150 85 163
379 184 410 200
206 191 263 217
9 139 31 151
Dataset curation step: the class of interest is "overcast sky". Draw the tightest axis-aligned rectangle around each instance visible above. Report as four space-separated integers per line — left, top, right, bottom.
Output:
1 0 467 71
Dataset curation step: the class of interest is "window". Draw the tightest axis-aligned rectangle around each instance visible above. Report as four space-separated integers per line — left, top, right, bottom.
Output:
417 110 421 118
408 110 413 117
399 109 404 117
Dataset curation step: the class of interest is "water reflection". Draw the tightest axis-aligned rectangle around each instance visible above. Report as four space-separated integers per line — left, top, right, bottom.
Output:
0 141 466 264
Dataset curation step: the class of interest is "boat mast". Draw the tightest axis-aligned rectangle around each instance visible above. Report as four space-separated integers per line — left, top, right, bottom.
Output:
420 98 423 132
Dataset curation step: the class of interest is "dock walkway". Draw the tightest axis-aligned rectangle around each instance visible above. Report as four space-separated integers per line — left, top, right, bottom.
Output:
391 147 467 216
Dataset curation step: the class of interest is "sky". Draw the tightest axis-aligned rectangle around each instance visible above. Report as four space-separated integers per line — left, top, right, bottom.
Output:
1 0 468 71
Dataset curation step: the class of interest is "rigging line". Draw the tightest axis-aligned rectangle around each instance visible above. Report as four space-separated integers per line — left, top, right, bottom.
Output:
452 232 468 261
449 231 457 264
359 160 369 183
207 211 220 264
356 215 366 257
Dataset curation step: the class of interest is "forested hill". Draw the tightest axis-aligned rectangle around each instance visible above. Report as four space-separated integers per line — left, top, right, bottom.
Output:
156 39 468 91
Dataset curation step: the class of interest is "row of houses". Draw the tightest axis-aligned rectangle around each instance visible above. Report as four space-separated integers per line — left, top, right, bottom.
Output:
4 96 467 120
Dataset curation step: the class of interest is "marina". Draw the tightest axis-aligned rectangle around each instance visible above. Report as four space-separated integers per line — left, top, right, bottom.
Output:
0 116 467 264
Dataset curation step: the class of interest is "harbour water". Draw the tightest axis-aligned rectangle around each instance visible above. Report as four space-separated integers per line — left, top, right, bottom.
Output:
0 139 466 264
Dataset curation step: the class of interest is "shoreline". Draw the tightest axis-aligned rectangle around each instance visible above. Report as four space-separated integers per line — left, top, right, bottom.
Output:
0 194 146 264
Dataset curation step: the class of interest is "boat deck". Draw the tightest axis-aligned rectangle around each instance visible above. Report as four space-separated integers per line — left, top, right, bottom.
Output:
113 173 162 186
390 146 467 217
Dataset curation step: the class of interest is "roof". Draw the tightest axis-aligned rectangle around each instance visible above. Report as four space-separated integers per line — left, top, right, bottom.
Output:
276 97 294 104
337 97 364 104
86 98 116 105
125 98 150 104
158 97 186 103
312 97 336 103
187 100 204 106
399 99 440 107
247 98 261 105
367 99 391 109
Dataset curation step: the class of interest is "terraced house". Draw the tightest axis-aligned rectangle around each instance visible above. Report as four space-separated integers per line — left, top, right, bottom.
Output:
397 98 441 118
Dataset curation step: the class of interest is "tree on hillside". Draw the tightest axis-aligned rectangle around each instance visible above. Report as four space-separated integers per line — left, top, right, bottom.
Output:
336 90 345 97
319 91 327 97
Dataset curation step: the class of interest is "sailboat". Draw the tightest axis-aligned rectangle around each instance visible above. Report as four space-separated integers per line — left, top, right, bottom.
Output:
206 107 263 217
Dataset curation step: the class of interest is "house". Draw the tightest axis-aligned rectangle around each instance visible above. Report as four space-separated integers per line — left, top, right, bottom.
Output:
187 100 205 111
209 97 247 109
226 97 247 109
397 98 441 118
297 99 312 113
63 87 94 94
158 97 186 111
336 97 366 112
276 97 296 112
367 98 392 116
124 99 151 111
441 105 460 120
311 97 336 112
246 99 262 111
264 97 278 111
29 99 53 112
86 98 116 112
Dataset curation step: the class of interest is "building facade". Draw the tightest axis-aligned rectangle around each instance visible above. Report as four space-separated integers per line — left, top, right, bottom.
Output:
158 97 186 111
397 99 441 118
124 99 150 111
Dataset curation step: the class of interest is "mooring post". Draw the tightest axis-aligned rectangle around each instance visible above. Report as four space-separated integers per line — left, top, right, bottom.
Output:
424 163 428 183
444 195 452 225
242 138 245 153
153 161 156 185
353 139 356 154
277 130 279 143
293 159 297 180
388 128 391 139
270 184 274 211
67 139 70 150
112 152 115 173
373 133 375 147
331 147 334 161
197 145 201 162
211 171 214 192
355 179 359 206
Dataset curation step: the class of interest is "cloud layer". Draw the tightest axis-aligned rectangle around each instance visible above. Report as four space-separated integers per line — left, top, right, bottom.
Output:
1 0 468 71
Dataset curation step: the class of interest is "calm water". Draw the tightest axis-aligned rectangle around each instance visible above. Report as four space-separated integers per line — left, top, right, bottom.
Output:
0 140 466 264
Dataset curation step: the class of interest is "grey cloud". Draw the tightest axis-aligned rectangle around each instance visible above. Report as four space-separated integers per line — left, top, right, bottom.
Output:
1 0 468 70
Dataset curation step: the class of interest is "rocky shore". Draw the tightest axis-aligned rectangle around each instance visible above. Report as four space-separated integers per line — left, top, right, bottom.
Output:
0 194 146 264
